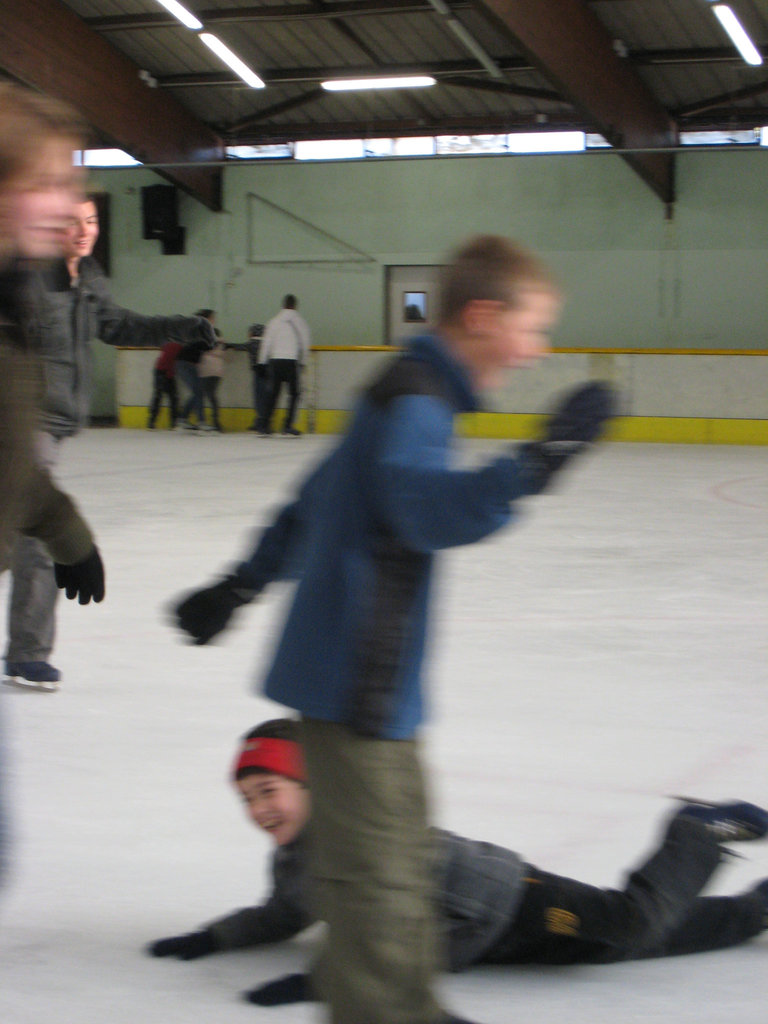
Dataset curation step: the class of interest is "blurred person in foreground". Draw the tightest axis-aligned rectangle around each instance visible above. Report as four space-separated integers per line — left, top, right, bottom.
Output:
0 82 106 883
3 188 215 690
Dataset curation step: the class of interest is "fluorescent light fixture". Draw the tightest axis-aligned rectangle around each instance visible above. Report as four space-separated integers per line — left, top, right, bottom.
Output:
154 0 203 31
199 33 265 88
711 5 763 66
322 76 436 92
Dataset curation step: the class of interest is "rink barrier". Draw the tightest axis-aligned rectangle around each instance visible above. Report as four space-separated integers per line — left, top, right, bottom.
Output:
116 345 768 445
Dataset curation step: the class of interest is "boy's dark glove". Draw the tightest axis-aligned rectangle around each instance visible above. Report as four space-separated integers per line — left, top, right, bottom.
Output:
243 973 313 1006
173 576 255 645
521 380 617 493
146 930 217 960
54 546 105 605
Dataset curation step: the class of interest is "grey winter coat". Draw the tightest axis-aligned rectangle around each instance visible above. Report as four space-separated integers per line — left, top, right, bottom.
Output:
0 274 93 573
30 257 215 437
206 828 526 972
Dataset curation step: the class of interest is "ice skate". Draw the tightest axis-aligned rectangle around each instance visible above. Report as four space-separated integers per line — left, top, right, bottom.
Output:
672 797 768 842
3 660 61 692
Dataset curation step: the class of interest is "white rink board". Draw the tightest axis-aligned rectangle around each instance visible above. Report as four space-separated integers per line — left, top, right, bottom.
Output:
117 348 768 419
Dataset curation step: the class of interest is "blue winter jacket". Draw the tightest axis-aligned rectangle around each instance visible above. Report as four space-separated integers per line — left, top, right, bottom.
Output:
236 334 540 738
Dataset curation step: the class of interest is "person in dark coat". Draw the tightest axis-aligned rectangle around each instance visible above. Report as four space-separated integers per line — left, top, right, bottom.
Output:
0 82 106 879
148 719 768 1008
4 195 214 689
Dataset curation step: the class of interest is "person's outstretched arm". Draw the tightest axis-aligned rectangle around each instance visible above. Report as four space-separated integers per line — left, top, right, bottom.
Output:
85 261 216 350
171 453 329 644
0 345 105 604
377 381 616 553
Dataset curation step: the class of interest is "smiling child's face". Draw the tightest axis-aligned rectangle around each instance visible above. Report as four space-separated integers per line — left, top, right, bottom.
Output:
236 771 310 847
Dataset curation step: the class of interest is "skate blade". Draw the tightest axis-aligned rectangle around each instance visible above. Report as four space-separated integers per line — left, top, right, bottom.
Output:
667 795 717 807
2 676 59 693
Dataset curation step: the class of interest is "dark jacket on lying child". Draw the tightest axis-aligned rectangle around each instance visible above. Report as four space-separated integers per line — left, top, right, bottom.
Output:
148 726 767 1005
205 828 526 973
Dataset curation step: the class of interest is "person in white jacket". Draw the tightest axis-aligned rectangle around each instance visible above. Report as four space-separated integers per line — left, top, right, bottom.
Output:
258 295 310 436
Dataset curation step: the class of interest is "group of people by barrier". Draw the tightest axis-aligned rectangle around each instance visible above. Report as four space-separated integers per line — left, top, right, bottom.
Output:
147 295 311 436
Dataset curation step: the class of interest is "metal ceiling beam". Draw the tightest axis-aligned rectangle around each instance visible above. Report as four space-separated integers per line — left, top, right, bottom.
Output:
679 107 768 130
142 48 768 92
233 114 588 144
224 82 562 137
0 0 223 210
226 89 326 135
475 0 678 204
633 45 768 66
427 0 504 79
83 1 470 31
158 58 537 89
228 109 768 145
675 77 768 118
438 76 561 102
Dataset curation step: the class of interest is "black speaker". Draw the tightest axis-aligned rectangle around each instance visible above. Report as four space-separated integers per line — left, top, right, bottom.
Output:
161 226 186 256
141 184 178 240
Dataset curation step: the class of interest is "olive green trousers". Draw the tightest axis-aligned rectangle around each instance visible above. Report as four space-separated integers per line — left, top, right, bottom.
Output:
300 718 445 1024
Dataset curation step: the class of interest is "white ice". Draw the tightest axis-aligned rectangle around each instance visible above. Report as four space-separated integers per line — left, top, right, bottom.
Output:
0 430 766 1024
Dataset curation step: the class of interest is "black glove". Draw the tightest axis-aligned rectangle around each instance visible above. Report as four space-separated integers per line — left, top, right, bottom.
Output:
521 380 617 493
54 546 105 605
146 930 217 960
243 973 313 1006
173 575 255 645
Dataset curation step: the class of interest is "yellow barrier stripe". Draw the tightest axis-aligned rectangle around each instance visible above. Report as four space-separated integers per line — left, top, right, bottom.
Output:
119 406 768 445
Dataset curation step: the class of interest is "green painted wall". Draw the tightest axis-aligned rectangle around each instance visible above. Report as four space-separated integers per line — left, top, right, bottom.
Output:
89 148 768 415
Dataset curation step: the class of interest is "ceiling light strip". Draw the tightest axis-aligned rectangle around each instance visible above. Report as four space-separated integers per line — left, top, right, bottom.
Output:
154 0 202 31
322 76 437 91
711 5 763 66
152 2 265 88
199 33 265 89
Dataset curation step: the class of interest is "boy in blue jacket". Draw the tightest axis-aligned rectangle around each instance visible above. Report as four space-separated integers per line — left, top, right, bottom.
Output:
148 719 768 1007
172 234 616 1024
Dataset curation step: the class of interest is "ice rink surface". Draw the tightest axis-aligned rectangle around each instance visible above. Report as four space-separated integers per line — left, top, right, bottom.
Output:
0 428 766 1024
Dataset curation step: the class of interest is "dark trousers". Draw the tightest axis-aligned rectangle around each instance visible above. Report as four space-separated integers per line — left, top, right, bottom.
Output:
177 361 205 424
261 358 300 432
201 376 221 429
250 365 269 427
148 370 178 428
483 817 764 966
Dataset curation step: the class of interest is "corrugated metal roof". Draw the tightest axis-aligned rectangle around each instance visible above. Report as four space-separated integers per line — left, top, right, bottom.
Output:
12 1 768 143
